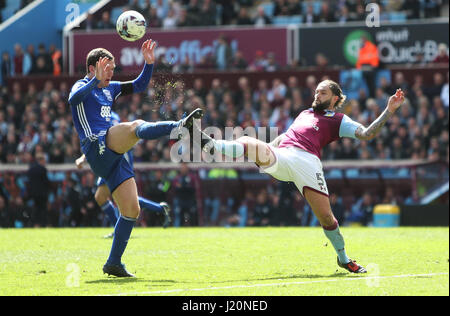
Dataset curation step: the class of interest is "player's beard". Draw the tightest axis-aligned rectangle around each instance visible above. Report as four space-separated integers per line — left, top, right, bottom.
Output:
312 98 332 112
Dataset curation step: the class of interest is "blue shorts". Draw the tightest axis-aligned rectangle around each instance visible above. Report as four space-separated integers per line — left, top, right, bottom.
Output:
82 131 134 193
96 150 134 188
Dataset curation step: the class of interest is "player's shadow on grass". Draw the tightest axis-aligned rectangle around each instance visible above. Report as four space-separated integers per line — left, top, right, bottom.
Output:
195 272 349 285
86 278 177 285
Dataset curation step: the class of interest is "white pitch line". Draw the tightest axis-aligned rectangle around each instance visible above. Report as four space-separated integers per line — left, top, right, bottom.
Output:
102 272 449 296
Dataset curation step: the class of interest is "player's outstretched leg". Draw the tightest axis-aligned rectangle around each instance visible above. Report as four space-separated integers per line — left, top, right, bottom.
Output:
105 108 203 154
303 188 367 273
198 131 275 167
138 197 172 228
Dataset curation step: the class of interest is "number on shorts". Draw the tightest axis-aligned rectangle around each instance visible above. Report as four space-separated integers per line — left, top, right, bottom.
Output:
316 173 325 186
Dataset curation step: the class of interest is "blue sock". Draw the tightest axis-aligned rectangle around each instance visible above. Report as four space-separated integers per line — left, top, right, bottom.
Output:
106 215 136 265
138 196 164 213
322 220 350 264
101 201 119 225
135 121 180 140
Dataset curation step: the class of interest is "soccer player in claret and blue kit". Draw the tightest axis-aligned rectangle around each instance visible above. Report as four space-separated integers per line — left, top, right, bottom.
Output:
199 80 405 273
68 39 202 277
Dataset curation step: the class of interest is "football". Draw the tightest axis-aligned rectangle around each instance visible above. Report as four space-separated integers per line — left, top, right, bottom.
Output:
116 10 147 42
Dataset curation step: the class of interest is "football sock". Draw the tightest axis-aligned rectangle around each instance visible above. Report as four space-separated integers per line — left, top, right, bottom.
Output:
135 121 179 140
106 215 136 265
214 140 245 158
101 201 119 225
138 196 164 214
322 220 350 264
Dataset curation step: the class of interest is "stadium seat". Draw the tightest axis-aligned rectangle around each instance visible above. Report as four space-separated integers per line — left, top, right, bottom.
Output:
1 7 16 22
6 0 21 12
302 1 323 15
261 2 275 17
272 15 302 25
339 69 369 100
272 16 290 25
375 69 392 88
111 6 126 23
389 12 407 22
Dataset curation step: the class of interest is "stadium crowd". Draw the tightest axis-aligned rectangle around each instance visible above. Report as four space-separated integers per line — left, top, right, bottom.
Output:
83 0 445 31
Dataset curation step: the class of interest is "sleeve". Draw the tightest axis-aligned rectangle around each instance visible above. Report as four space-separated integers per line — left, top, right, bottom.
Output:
114 63 154 97
68 77 100 106
131 63 154 93
339 114 363 139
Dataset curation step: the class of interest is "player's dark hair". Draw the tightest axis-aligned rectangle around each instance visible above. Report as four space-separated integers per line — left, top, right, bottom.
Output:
86 48 114 74
324 80 347 110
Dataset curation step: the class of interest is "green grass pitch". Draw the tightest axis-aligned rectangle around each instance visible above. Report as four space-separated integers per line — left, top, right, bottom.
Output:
0 227 448 296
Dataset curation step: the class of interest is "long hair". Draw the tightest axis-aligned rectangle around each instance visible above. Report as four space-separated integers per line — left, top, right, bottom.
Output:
322 79 347 110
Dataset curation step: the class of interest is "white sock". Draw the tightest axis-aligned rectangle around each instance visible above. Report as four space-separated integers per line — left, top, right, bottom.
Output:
214 140 245 158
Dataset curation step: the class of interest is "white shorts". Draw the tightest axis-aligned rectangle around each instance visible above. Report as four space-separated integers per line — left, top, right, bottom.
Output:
262 146 329 197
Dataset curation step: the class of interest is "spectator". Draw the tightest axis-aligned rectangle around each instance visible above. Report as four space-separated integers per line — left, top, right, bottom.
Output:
198 0 216 26
286 0 302 15
214 34 232 71
172 163 198 226
1 52 12 86
146 7 162 28
26 153 51 227
315 52 329 70
0 195 12 227
356 35 379 97
230 50 248 70
347 192 375 226
433 43 449 64
96 11 114 29
155 0 169 20
330 193 346 225
318 2 336 23
249 189 272 226
265 52 280 72
12 43 26 75
162 8 178 29
84 13 96 31
236 7 253 25
273 0 288 16
49 44 62 76
302 4 319 26
247 50 268 72
32 43 53 75
254 5 272 27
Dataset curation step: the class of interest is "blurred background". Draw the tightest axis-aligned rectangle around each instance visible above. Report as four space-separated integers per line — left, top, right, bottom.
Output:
0 0 448 229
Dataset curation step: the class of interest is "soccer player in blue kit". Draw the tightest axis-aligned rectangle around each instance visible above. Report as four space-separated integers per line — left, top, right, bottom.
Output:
75 111 172 234
68 39 202 277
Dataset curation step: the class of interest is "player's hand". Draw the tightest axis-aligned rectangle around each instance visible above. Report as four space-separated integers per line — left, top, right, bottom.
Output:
142 39 157 65
387 89 405 113
75 155 86 169
95 57 111 82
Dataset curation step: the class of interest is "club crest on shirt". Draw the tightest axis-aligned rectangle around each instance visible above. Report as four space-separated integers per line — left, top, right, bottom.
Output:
103 89 113 102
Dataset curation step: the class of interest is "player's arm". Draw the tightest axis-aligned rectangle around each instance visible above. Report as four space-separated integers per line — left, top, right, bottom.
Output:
354 89 405 141
119 39 157 96
68 57 110 106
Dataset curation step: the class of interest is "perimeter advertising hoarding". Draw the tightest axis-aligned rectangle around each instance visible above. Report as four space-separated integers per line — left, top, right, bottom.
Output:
70 27 288 74
299 22 449 67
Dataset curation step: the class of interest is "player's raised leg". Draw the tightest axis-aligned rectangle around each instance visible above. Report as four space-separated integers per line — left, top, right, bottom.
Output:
106 108 203 154
201 133 276 167
303 188 367 273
